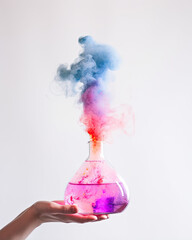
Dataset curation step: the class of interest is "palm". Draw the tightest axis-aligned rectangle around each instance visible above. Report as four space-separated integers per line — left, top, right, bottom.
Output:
33 201 109 224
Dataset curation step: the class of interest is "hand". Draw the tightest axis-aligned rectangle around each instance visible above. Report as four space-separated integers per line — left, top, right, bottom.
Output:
0 201 109 240
33 201 109 224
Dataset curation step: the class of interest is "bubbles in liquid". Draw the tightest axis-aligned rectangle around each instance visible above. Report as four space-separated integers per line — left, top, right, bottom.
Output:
64 182 128 214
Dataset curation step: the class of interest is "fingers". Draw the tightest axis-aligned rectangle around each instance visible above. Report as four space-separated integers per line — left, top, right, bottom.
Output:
96 214 109 221
49 202 78 214
60 214 98 223
50 201 109 223
70 214 109 223
55 213 109 223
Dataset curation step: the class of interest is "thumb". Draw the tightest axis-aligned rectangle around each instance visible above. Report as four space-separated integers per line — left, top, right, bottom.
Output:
50 202 78 214
62 205 78 214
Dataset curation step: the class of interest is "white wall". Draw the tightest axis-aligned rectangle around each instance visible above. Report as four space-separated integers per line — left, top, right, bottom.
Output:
0 0 192 239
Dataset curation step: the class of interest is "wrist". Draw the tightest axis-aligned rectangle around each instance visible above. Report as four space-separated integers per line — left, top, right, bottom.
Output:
30 204 43 227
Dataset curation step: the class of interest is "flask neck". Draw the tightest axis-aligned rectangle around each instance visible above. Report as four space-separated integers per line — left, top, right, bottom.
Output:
87 141 104 161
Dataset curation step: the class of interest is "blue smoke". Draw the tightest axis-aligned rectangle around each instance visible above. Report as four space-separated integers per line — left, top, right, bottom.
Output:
56 36 119 93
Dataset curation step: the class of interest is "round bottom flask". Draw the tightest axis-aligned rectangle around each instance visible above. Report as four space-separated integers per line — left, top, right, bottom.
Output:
64 141 129 214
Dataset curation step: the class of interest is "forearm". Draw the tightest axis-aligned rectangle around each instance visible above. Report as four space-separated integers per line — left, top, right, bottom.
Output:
0 205 41 240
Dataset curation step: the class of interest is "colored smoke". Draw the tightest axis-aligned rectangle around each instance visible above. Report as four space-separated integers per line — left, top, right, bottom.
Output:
56 36 133 141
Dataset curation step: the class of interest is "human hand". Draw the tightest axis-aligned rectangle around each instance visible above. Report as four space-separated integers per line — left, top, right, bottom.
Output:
32 201 109 225
0 200 109 240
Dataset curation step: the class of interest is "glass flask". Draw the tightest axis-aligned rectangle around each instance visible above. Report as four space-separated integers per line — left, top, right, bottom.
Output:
64 141 129 214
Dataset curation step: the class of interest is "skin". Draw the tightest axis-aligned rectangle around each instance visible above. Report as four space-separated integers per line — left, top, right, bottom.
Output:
0 201 109 240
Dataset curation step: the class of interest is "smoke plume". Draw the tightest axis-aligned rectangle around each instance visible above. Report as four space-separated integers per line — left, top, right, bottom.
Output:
56 36 133 141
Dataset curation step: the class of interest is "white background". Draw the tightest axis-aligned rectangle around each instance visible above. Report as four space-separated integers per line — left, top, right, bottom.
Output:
0 0 192 239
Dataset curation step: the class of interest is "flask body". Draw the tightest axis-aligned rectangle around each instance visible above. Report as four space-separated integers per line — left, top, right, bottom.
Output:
64 141 129 214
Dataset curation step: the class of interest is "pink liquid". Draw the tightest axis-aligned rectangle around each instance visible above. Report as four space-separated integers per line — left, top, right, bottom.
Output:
64 182 129 214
